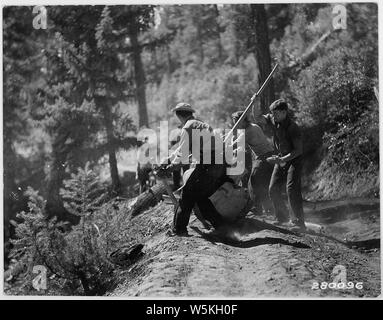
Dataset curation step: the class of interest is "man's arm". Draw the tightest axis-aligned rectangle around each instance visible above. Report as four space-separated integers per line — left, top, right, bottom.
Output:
280 139 302 162
169 128 188 164
156 130 186 177
259 113 272 125
160 127 191 175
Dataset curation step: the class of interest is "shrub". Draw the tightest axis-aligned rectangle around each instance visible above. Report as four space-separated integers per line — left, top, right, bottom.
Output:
323 103 379 173
286 38 378 199
8 163 120 295
290 45 376 132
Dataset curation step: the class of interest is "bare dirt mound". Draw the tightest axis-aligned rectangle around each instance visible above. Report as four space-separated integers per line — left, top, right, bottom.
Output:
108 201 380 298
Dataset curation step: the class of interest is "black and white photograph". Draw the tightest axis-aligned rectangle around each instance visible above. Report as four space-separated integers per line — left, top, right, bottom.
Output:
1 1 381 302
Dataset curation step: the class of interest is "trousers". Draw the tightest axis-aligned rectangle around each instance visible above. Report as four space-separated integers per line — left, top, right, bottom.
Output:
172 164 227 232
268 157 305 224
248 158 274 213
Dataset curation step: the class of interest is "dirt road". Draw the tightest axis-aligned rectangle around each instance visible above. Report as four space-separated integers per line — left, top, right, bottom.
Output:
109 201 380 298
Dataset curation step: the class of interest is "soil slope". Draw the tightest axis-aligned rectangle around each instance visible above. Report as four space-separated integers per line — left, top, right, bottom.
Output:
109 200 380 298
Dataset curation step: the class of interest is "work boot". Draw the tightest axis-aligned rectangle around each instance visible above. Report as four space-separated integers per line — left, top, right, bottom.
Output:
271 217 289 226
285 220 306 232
166 228 189 237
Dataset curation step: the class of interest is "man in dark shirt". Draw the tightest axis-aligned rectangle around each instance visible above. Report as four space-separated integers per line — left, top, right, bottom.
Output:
261 99 306 232
160 102 228 236
231 111 274 214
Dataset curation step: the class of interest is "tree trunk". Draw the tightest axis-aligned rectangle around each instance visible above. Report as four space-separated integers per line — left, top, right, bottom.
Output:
95 96 121 196
195 22 204 65
165 44 172 76
130 26 149 128
213 4 223 62
230 5 240 65
78 271 91 295
45 128 80 224
251 4 275 114
152 47 160 85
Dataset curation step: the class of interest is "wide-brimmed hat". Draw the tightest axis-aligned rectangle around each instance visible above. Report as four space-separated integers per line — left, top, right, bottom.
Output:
171 102 196 113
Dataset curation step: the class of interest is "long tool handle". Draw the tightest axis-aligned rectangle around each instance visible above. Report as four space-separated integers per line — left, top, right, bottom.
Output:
224 63 279 144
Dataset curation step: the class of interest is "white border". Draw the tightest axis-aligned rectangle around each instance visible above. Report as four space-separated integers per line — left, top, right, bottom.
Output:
0 0 381 5
0 0 382 301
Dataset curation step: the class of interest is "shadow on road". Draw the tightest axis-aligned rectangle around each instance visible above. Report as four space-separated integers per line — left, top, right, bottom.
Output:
190 220 311 249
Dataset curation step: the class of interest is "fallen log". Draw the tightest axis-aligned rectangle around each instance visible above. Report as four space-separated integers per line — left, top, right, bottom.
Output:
129 181 168 217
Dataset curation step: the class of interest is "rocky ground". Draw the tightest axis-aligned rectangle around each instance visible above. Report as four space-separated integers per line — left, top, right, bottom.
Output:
108 199 381 298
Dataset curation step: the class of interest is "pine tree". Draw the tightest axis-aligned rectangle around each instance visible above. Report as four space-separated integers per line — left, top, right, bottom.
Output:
9 187 68 294
59 163 113 295
61 162 107 217
10 164 115 295
3 6 50 265
45 6 153 198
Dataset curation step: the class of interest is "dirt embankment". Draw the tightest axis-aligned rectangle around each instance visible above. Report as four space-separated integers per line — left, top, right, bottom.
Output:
108 200 380 298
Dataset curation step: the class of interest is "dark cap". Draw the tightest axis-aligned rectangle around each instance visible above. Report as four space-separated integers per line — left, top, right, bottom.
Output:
269 99 288 111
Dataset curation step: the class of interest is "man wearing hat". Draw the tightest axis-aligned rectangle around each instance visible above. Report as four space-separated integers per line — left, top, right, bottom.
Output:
231 111 274 214
159 102 228 236
261 99 306 232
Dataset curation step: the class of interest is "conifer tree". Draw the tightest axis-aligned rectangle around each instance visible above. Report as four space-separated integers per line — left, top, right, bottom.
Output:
3 6 47 260
10 164 114 295
44 6 153 200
